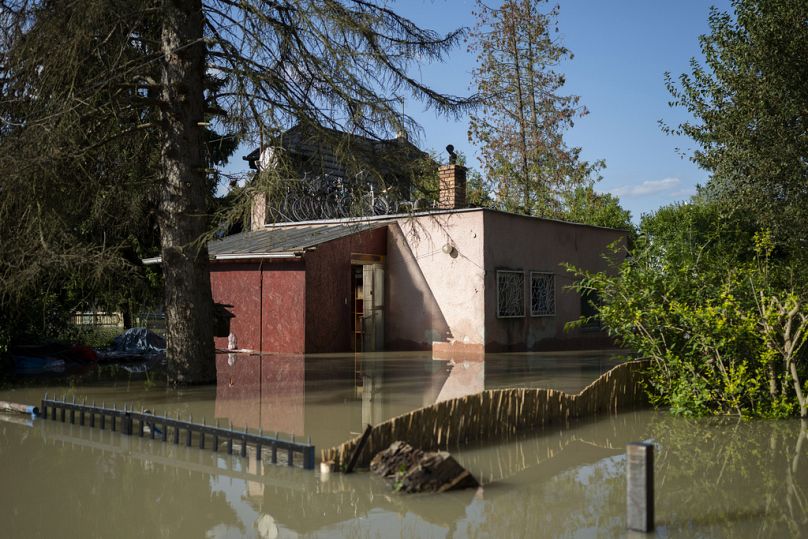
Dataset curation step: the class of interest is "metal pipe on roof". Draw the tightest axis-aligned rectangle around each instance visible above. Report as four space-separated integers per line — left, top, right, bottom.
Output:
141 252 302 265
212 252 301 261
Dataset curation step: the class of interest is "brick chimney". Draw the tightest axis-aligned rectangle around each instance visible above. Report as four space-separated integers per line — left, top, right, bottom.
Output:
438 164 467 209
250 192 267 230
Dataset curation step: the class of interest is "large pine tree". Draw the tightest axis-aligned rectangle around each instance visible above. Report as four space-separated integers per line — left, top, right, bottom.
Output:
0 0 473 382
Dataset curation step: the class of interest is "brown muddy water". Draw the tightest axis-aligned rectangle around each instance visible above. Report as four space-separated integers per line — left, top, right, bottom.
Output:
0 351 806 538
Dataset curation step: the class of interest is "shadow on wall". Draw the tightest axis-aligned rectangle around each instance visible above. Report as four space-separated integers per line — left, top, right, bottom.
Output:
386 222 452 350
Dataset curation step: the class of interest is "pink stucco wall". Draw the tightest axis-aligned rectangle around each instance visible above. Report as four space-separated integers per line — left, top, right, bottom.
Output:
386 211 486 350
385 208 624 353
483 211 625 351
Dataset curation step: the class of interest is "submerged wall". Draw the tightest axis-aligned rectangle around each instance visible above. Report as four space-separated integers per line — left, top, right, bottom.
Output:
210 259 306 353
385 208 624 353
483 211 625 351
385 211 486 351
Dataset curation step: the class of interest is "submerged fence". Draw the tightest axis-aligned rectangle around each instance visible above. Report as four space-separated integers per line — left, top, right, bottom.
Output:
322 360 648 470
39 396 316 470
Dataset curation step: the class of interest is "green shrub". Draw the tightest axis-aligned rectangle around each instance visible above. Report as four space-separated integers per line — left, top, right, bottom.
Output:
569 203 808 418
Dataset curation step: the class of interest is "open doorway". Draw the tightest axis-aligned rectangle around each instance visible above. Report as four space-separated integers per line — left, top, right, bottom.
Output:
350 261 384 353
351 265 364 353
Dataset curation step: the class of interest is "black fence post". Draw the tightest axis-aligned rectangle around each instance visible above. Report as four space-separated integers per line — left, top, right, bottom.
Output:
122 413 133 436
303 445 315 470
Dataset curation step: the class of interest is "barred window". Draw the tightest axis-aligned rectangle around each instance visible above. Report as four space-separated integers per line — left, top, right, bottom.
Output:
530 272 555 316
497 270 524 318
580 289 602 330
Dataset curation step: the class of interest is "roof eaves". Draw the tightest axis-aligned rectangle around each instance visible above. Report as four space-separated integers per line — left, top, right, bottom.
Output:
141 251 303 266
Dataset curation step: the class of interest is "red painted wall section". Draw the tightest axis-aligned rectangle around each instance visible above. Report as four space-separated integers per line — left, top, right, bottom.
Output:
210 263 261 351
210 259 306 354
262 260 306 353
304 226 387 352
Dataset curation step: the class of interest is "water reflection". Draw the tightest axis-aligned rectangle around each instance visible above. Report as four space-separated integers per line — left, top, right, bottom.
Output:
2 409 805 538
435 359 485 403
6 352 804 537
212 350 621 446
215 354 305 435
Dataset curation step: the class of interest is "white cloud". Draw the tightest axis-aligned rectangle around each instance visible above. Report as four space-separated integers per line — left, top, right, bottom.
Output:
611 177 681 198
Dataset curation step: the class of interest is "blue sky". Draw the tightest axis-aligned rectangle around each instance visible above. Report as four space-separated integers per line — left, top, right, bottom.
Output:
389 0 732 221
225 1 732 222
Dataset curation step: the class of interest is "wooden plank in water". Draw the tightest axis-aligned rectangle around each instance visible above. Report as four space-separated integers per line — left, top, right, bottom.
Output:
344 424 373 473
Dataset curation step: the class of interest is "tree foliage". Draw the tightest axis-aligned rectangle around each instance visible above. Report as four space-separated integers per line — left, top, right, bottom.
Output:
0 1 236 354
560 186 633 233
570 203 808 418
1 0 475 381
468 0 602 217
664 0 808 258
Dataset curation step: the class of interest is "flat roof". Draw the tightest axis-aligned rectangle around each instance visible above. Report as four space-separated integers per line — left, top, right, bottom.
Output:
259 206 629 234
142 207 627 265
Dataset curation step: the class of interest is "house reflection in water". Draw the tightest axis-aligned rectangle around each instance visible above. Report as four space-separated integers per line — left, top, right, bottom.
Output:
435 359 485 403
213 352 491 445
215 353 305 436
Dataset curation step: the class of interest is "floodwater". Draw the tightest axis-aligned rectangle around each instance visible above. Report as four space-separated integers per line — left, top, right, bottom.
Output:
0 351 806 538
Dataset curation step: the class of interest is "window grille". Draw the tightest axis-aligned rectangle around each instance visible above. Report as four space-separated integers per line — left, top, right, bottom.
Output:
580 288 602 329
497 270 525 318
530 272 555 316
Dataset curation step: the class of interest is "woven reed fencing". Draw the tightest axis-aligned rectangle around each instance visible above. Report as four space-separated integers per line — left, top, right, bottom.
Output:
322 360 648 470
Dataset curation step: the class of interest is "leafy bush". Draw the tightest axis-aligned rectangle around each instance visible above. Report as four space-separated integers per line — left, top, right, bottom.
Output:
569 202 808 418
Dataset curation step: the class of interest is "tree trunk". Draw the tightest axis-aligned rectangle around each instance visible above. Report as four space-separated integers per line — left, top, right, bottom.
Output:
158 0 216 384
121 303 132 330
506 18 531 215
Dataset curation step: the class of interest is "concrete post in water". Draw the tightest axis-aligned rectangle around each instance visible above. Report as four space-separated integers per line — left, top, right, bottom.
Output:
626 442 654 533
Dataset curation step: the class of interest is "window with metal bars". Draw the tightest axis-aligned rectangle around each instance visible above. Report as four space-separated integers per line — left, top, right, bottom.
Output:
530 272 555 316
496 270 524 318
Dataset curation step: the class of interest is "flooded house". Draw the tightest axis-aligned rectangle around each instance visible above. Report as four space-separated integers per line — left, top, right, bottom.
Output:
207 152 626 356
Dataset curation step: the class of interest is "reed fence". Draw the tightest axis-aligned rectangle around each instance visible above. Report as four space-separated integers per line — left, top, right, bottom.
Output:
322 360 648 470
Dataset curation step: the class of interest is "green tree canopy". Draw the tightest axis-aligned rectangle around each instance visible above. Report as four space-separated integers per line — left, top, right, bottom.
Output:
1 0 475 381
665 0 808 259
467 0 603 217
560 186 633 233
